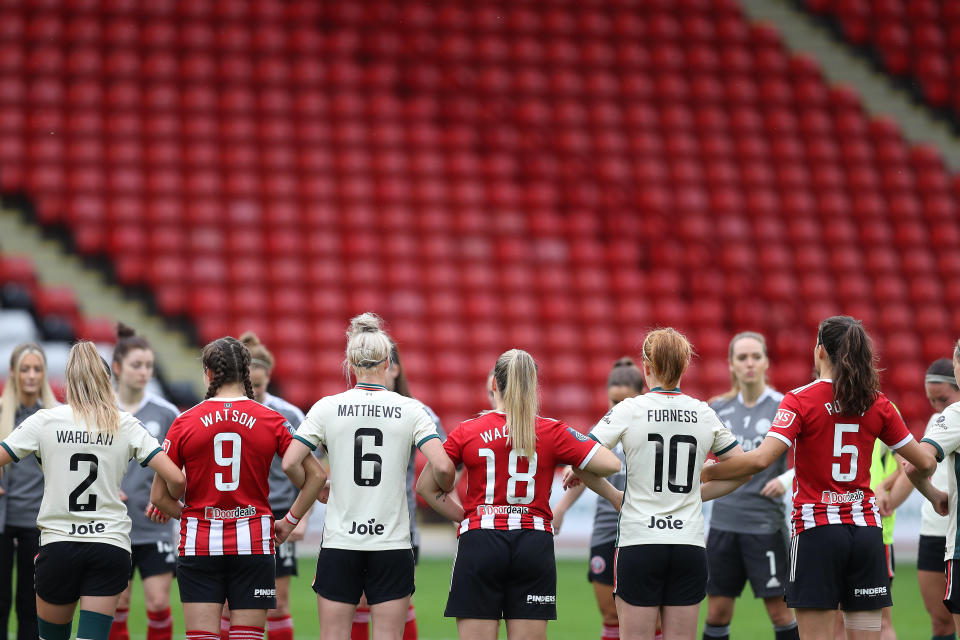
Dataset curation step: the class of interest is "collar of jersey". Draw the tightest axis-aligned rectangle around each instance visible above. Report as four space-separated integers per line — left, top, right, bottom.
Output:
650 387 682 395
207 396 249 402
355 383 387 391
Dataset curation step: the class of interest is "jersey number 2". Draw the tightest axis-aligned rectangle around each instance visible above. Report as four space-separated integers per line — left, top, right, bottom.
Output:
68 453 98 512
832 423 859 482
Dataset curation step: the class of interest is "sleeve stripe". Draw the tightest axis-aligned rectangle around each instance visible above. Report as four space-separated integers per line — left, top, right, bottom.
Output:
140 446 162 467
0 442 19 463
715 440 739 457
293 434 317 451
416 434 440 449
767 432 792 447
921 437 945 463
578 442 602 470
889 434 914 451
587 433 600 443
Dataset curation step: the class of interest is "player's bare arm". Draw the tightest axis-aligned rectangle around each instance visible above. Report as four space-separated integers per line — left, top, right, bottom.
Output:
903 441 948 515
702 437 787 483
700 445 752 501
276 451 326 544
416 462 465 523
897 438 937 477
419 437 456 492
149 470 183 520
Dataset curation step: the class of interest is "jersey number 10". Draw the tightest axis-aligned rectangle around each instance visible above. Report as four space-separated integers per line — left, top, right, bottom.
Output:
647 434 697 494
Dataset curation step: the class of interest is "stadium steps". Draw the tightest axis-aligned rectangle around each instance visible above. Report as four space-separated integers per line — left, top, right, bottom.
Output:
0 203 204 397
738 0 960 170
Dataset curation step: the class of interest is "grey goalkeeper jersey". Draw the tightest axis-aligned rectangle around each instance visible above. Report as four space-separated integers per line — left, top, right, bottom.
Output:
121 394 179 545
1 402 45 529
406 403 444 549
590 443 626 547
708 388 788 534
263 393 306 514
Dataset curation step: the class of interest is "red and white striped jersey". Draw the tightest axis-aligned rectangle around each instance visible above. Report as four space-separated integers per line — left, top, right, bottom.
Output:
767 379 912 535
163 397 293 556
444 412 600 536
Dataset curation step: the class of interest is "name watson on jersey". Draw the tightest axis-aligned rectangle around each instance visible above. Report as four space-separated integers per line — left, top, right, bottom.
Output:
200 409 257 429
56 429 114 446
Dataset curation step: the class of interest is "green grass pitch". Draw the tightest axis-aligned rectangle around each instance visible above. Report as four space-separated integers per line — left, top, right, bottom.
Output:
115 557 932 639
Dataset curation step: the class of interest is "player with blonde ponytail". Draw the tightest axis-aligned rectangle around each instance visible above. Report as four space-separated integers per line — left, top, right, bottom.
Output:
0 341 184 640
418 348 622 640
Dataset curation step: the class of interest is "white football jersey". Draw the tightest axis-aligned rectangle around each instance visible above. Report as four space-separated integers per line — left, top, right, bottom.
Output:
294 383 440 551
1 404 162 551
589 388 738 548
920 412 949 537
921 403 960 558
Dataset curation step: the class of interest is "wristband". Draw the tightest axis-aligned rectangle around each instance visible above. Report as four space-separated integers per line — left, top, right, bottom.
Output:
284 512 300 525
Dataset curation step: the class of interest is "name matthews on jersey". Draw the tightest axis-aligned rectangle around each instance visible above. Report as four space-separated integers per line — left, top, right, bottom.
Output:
56 430 114 446
336 404 402 418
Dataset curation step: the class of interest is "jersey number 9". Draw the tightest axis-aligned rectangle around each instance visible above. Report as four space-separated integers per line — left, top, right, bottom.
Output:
214 432 242 491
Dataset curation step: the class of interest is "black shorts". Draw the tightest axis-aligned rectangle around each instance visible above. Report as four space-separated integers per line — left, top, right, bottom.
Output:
945 560 960 613
130 541 177 580
588 541 616 586
313 548 415 606
177 554 276 609
918 535 947 573
36 542 131 604
883 544 895 581
445 529 557 620
275 541 298 578
706 529 789 599
614 544 707 607
785 525 892 611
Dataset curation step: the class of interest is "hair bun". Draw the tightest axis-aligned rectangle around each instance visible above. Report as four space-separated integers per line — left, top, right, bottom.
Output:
612 357 636 368
348 312 383 337
239 331 261 347
116 322 136 339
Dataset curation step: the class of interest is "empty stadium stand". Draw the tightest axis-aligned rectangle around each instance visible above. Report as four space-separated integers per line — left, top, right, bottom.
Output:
1 0 957 433
803 0 960 119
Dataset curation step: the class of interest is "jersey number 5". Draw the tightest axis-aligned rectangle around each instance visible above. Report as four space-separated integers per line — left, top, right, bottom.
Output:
648 434 697 494
68 453 98 512
832 423 859 482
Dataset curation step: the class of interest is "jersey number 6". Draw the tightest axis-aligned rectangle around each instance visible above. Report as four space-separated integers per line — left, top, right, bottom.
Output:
354 428 383 487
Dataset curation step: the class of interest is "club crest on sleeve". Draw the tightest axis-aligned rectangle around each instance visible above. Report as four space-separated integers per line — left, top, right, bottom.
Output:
162 439 171 452
772 409 796 428
566 427 589 442
937 415 948 429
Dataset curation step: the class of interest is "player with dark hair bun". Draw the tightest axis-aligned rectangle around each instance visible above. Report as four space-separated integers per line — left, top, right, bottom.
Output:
552 357 644 640
704 316 939 638
151 337 326 640
109 323 180 640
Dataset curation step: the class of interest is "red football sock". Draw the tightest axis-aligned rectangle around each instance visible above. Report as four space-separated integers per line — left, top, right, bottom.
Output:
602 623 620 639
654 627 663 640
229 625 264 640
187 632 220 640
220 616 231 640
147 608 173 640
402 605 417 640
109 607 129 640
266 615 293 640
351 607 371 640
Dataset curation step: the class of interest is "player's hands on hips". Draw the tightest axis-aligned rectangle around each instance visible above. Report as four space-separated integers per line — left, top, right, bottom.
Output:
876 492 893 517
561 468 581 490
933 489 950 516
552 509 565 534
274 517 295 545
760 477 786 498
145 503 169 523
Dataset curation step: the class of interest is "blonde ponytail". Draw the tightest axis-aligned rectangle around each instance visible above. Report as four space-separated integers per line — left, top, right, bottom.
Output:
66 341 119 434
494 349 538 459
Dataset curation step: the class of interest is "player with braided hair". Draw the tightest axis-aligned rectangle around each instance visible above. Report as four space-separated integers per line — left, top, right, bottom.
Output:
150 337 326 640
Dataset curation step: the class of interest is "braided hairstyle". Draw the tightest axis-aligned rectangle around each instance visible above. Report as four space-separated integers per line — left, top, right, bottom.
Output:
201 337 255 400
